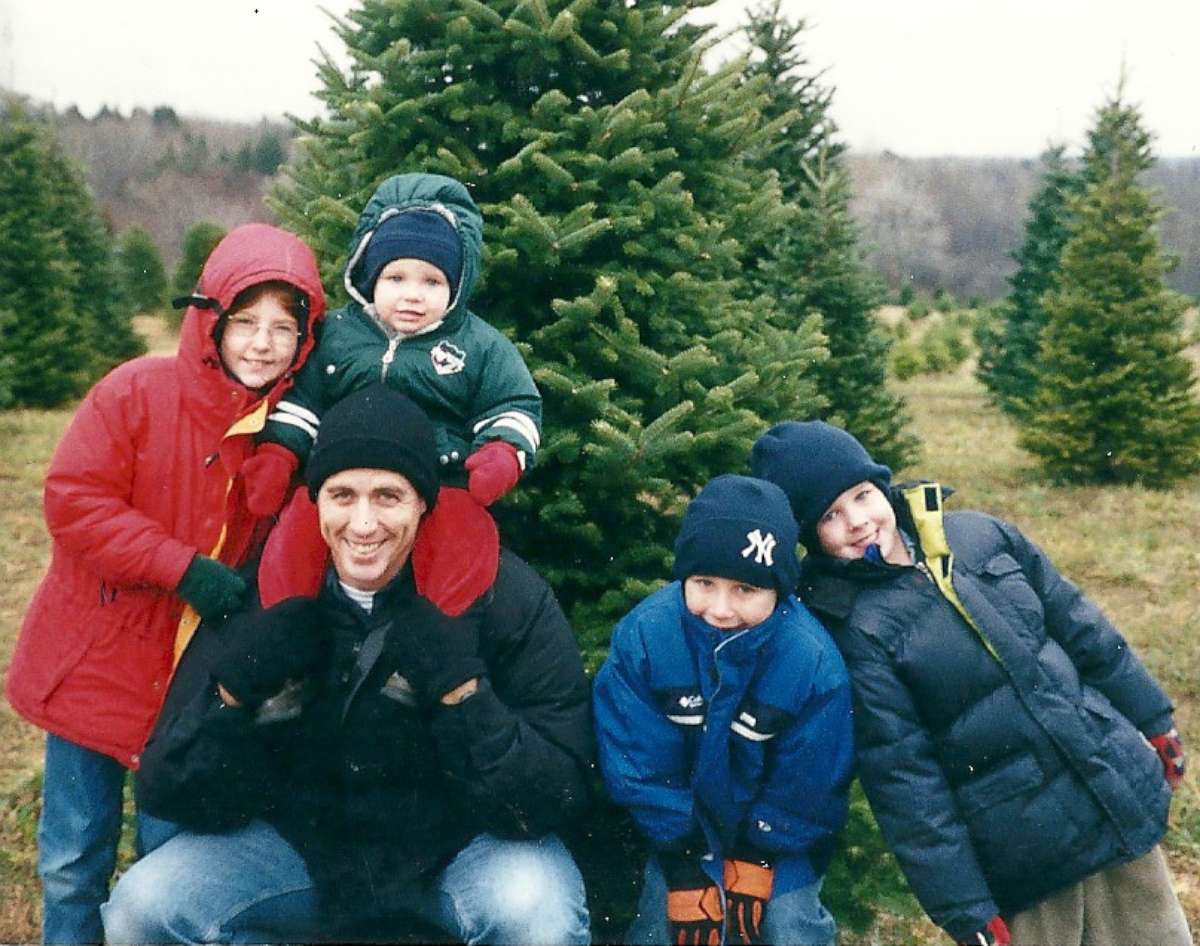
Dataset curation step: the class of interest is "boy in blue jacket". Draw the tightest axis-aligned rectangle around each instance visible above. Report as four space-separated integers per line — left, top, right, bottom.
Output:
594 475 854 946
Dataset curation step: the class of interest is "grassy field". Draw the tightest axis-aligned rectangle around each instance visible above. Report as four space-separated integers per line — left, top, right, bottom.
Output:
0 320 1197 941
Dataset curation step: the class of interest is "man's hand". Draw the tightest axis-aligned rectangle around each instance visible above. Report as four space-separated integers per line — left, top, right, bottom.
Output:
464 441 521 506
213 598 328 708
958 915 1010 946
242 443 300 517
667 886 724 946
1150 728 1186 790
396 595 487 707
177 555 247 620
723 859 773 945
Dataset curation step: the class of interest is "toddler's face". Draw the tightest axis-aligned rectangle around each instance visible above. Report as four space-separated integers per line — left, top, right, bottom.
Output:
816 481 905 563
372 258 452 334
683 575 777 632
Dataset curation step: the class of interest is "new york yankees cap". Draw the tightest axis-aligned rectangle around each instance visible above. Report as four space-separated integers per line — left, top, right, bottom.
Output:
672 474 800 593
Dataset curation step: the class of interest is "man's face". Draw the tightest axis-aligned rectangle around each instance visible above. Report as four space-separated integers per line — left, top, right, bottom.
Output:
317 468 427 592
815 480 904 562
372 257 452 334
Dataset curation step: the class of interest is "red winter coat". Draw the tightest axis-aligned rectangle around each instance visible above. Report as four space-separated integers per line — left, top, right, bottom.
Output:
6 224 326 767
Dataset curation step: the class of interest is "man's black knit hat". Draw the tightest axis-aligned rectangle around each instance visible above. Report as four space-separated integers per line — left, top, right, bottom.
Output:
361 209 463 302
751 421 892 551
672 475 800 594
305 384 440 508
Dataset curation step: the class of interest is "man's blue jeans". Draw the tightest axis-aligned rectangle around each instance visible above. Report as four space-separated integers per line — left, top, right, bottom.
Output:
625 855 837 946
38 733 177 945
101 819 591 944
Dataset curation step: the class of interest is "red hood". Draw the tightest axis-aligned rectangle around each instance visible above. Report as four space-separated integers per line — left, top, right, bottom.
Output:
177 223 327 427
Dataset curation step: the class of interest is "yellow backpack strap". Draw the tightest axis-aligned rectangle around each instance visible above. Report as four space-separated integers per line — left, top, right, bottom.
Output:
900 483 1003 667
172 400 272 666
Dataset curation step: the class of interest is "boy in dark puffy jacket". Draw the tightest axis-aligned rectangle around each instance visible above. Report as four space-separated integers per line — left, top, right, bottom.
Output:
244 173 542 616
753 420 1191 946
594 475 854 946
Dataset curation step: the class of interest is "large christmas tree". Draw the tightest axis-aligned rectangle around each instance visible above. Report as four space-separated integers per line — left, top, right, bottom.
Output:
1020 90 1200 484
741 0 917 470
975 146 1082 418
272 0 827 646
40 142 146 375
0 101 99 407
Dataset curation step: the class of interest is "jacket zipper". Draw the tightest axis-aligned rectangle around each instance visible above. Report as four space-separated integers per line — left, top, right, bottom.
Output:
380 335 401 380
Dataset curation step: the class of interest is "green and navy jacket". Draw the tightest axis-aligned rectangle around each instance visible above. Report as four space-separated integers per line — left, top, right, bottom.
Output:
593 582 854 890
800 483 1175 941
263 174 542 481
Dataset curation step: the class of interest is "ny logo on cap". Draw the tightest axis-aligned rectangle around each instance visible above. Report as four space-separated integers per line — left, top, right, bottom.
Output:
741 529 776 566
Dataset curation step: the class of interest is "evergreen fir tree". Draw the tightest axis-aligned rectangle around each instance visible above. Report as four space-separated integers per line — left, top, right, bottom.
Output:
0 100 96 407
976 146 1082 417
170 221 226 326
41 145 146 373
741 0 917 469
117 225 170 315
1020 89 1200 484
272 0 826 645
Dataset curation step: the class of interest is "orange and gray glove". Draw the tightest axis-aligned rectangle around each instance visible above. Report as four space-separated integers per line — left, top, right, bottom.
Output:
723 859 773 945
464 441 522 506
1149 728 1186 790
957 915 1011 946
242 443 300 516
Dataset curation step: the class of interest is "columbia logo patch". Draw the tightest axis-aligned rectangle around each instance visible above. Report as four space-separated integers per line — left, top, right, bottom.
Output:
430 340 466 375
741 529 776 566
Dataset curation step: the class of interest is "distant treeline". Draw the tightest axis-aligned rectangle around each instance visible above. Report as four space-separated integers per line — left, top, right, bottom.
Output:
23 99 294 269
17 96 1200 302
846 151 1200 301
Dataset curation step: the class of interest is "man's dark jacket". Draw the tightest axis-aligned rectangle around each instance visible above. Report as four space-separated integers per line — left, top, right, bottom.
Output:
136 550 594 925
799 485 1173 942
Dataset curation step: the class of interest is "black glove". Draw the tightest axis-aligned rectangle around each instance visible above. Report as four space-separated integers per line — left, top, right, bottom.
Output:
213 598 328 708
396 594 487 707
177 554 247 620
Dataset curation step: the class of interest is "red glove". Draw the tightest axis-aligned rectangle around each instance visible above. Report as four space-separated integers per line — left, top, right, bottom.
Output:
666 886 724 946
257 490 329 608
958 915 1010 946
723 859 773 945
464 441 522 506
411 487 499 616
1150 728 1186 790
242 443 300 516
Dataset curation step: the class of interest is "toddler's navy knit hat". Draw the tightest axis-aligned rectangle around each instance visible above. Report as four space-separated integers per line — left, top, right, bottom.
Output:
361 209 463 302
672 475 800 594
751 420 892 551
306 384 440 509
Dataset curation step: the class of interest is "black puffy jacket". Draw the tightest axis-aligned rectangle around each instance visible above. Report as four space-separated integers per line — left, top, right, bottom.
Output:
799 484 1173 941
136 550 593 927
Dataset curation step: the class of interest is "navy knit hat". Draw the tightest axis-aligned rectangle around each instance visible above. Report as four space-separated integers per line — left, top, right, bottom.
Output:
306 384 440 509
360 209 463 301
751 421 892 551
672 475 800 594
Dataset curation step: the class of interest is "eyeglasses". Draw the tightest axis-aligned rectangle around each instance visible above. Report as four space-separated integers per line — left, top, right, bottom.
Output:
224 315 300 345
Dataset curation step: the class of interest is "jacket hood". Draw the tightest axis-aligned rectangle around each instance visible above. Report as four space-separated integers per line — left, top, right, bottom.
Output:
343 173 483 332
177 223 327 420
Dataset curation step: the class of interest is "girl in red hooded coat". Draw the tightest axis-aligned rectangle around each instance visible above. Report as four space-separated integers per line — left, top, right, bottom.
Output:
5 224 327 945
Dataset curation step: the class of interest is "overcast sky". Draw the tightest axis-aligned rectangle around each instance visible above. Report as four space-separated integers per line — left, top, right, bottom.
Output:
4 0 1199 158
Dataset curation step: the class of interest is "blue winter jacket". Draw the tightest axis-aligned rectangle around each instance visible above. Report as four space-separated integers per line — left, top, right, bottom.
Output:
594 583 854 888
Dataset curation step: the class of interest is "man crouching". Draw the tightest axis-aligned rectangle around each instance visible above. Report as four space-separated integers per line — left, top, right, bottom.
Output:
104 385 593 945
